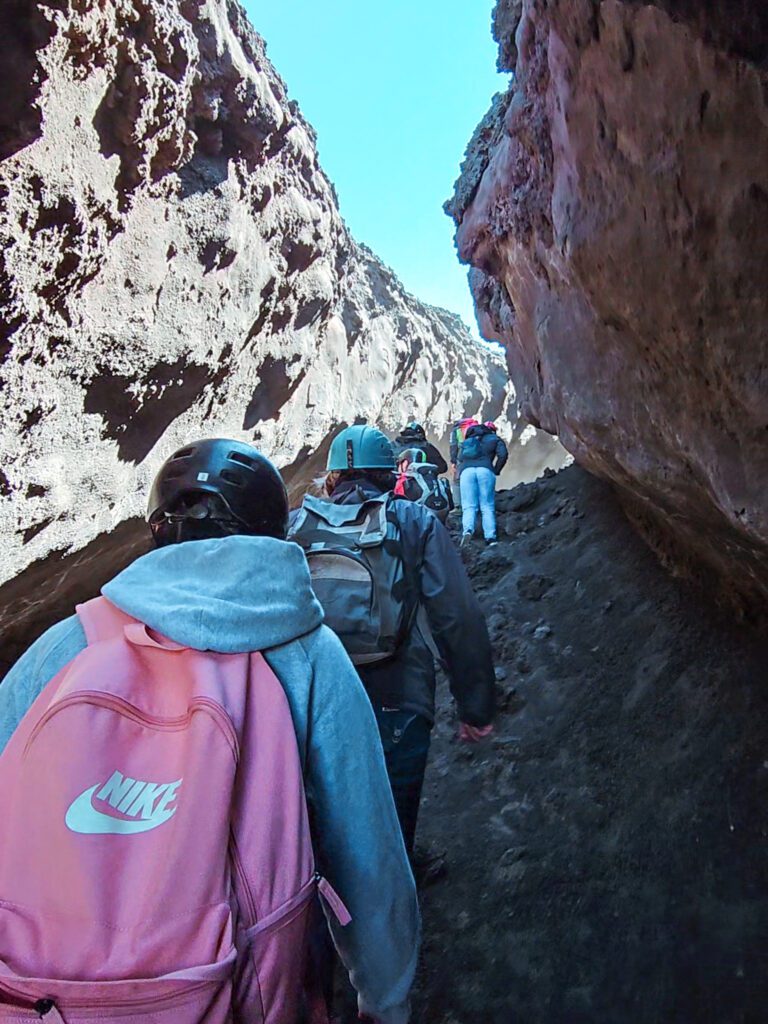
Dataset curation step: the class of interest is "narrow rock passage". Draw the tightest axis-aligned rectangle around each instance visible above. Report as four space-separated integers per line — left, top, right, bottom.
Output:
413 465 768 1023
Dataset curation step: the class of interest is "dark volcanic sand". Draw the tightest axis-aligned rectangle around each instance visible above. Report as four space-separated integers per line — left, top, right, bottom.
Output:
411 465 768 1024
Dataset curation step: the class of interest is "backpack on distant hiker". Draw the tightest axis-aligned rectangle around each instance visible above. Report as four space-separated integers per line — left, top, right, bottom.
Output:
0 597 349 1024
459 434 484 461
452 418 478 460
395 462 453 521
289 494 414 665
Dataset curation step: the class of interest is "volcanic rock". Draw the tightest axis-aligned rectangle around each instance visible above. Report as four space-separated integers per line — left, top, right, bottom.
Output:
448 0 768 612
0 0 568 669
415 465 768 1022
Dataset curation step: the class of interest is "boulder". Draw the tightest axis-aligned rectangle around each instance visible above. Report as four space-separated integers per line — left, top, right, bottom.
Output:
448 0 768 612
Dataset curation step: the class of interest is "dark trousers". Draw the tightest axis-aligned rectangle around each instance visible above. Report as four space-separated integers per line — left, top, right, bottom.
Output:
305 707 432 1022
372 706 432 856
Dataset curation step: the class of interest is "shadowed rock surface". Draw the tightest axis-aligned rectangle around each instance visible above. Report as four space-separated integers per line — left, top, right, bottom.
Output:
0 0 569 662
448 0 768 612
413 466 768 1022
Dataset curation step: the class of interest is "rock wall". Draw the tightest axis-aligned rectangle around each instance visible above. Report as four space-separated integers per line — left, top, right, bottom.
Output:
0 0 567 664
448 0 768 612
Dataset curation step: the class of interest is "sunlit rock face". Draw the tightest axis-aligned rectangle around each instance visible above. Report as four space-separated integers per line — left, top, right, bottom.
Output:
0 0 570 662
448 0 768 611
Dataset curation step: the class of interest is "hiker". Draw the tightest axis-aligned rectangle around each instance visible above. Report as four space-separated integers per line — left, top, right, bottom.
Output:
290 425 496 863
458 421 509 547
0 438 418 1024
392 421 448 475
394 447 453 522
448 417 479 509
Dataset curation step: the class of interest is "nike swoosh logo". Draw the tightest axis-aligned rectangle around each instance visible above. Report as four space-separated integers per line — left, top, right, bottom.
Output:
65 785 178 835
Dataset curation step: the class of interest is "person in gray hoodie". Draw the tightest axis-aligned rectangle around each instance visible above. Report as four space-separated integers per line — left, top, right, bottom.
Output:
0 438 419 1024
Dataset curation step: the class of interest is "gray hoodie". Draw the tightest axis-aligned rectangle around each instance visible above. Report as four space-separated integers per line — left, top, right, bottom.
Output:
0 535 419 1024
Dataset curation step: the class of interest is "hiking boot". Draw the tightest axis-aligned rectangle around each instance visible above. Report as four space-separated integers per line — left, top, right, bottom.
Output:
460 532 473 548
411 844 448 888
485 538 498 547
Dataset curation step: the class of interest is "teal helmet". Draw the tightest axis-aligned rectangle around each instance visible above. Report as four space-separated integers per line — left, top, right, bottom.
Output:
327 425 396 471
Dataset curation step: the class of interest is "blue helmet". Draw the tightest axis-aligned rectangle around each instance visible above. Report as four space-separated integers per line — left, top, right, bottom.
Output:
327 425 396 471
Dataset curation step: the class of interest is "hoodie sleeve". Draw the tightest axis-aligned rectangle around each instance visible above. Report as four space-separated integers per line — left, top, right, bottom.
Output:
493 436 509 475
300 627 420 1024
400 505 496 727
0 616 87 755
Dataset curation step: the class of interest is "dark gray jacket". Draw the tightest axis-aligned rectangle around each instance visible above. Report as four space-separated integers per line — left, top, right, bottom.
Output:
457 425 508 477
325 479 496 726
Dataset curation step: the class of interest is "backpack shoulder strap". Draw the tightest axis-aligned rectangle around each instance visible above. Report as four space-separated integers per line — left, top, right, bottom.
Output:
75 596 136 645
416 604 443 665
358 497 389 547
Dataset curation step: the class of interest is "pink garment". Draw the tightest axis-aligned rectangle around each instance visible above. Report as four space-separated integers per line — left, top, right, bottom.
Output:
457 722 495 743
0 597 349 1022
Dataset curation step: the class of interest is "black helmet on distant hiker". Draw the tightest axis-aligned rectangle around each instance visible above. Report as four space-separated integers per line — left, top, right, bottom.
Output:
401 421 426 440
147 438 289 546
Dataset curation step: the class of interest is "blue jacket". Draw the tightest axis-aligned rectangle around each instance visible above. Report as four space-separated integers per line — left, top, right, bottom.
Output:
0 536 419 1024
457 424 508 477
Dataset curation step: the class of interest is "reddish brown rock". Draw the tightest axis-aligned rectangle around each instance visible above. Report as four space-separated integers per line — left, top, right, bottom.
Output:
449 0 768 611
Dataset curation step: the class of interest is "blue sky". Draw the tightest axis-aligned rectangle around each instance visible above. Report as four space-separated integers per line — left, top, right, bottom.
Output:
242 0 505 336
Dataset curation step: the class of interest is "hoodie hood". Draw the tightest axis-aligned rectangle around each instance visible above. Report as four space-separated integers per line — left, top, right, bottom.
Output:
329 479 388 505
102 535 323 653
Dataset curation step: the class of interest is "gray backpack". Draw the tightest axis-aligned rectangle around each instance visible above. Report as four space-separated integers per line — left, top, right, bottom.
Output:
288 494 413 665
400 463 452 520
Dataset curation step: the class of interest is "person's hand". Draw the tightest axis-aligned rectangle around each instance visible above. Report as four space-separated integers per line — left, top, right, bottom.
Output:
458 722 494 743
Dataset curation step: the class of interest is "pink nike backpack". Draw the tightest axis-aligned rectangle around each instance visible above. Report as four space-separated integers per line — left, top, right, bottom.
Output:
0 597 349 1023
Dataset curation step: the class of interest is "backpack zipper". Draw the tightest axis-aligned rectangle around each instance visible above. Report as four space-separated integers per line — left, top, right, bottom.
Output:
229 834 257 927
23 692 239 761
0 978 214 1014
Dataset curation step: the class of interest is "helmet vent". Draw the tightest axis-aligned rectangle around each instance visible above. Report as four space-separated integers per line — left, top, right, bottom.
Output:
172 447 195 460
228 451 255 469
220 469 244 486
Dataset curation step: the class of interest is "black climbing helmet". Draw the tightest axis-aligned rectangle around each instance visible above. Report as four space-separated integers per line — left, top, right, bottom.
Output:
147 438 289 546
401 421 426 440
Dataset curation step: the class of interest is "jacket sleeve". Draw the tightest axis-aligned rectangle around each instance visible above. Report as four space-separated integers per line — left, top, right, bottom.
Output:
301 627 420 1024
0 616 86 756
425 443 448 476
448 428 458 466
493 436 509 475
402 507 496 726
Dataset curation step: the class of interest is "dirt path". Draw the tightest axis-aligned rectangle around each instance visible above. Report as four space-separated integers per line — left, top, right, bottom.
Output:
413 465 768 1023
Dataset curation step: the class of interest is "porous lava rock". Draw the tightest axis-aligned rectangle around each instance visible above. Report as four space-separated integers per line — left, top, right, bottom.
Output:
0 0 566 666
448 0 768 612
